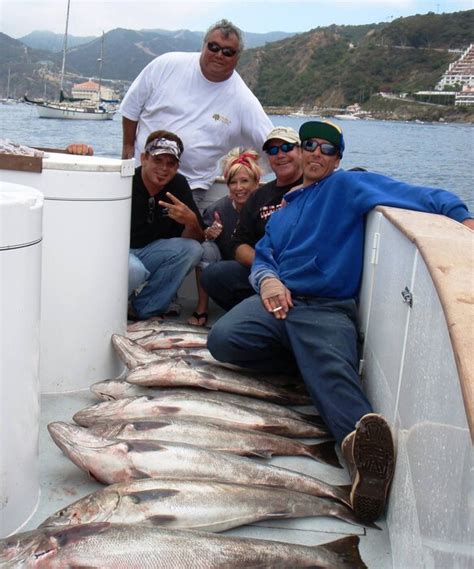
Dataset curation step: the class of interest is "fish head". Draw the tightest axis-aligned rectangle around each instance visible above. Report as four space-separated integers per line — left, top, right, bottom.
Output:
112 333 157 369
89 379 138 401
0 529 57 567
39 490 120 528
47 421 118 473
72 396 149 426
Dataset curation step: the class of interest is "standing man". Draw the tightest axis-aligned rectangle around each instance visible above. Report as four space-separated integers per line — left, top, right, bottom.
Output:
119 19 273 209
207 120 474 523
128 130 204 321
200 126 303 310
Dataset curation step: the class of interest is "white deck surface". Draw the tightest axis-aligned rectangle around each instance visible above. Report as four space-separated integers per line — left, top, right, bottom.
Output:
21 298 393 568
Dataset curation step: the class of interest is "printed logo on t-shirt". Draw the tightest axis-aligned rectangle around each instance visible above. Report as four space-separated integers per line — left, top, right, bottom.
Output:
212 113 231 125
259 204 282 220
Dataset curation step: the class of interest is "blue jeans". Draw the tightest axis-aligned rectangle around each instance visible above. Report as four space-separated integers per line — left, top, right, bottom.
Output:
207 295 372 443
129 238 203 319
201 260 253 311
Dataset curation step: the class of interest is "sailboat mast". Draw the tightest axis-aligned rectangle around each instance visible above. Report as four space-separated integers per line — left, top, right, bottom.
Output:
59 0 71 95
98 31 104 102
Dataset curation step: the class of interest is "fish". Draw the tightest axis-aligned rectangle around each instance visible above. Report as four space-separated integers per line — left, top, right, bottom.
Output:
89 381 322 425
73 395 327 438
39 478 361 531
133 330 208 349
88 417 340 467
48 422 350 505
111 334 213 369
127 317 210 334
125 357 312 404
0 524 367 568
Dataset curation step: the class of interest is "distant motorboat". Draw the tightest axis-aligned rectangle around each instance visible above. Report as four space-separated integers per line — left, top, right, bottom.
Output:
333 113 361 120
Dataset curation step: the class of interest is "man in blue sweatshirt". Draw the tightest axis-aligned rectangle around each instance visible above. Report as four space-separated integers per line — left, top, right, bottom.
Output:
207 120 473 523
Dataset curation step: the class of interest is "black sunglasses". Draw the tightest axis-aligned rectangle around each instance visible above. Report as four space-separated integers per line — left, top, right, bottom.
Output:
207 41 238 58
302 139 338 156
147 196 155 224
264 142 297 156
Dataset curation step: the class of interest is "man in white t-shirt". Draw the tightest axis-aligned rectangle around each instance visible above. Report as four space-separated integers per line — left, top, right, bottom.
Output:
119 19 273 208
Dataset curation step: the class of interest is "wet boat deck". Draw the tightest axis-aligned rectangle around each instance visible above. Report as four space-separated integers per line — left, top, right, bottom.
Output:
22 297 392 568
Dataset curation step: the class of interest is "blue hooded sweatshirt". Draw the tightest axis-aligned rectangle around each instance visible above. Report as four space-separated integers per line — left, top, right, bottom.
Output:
250 169 471 300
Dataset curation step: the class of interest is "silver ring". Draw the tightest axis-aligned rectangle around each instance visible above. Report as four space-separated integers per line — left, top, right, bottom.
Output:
271 306 283 312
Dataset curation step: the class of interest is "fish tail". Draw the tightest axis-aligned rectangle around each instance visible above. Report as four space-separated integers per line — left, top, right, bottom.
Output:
331 484 352 508
317 535 367 569
305 441 342 468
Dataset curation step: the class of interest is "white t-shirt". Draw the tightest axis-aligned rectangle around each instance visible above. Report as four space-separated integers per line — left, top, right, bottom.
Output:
119 52 274 190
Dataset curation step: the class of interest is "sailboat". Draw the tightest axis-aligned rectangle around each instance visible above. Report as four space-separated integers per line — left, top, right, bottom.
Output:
0 68 16 104
25 0 115 120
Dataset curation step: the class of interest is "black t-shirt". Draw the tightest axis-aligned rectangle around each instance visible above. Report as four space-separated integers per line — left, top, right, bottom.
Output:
231 176 304 253
130 167 203 249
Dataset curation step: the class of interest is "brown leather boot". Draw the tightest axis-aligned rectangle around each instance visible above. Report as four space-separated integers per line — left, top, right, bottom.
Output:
341 413 395 523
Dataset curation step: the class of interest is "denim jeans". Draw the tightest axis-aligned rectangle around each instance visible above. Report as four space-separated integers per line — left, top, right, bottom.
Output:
207 295 372 443
200 260 254 311
129 238 203 319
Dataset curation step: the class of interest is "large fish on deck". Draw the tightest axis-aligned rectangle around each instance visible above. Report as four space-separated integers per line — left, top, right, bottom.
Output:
48 422 350 506
73 395 327 438
111 334 213 369
127 317 209 334
89 418 339 467
125 357 311 404
0 524 367 568
89 381 322 424
39 478 362 530
132 330 208 349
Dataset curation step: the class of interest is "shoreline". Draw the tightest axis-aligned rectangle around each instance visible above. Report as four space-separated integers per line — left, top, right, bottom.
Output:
264 104 474 125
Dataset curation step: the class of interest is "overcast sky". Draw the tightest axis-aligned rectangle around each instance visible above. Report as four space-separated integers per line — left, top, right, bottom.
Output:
1 0 472 38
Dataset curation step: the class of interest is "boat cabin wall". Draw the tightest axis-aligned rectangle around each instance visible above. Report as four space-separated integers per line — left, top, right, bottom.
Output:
358 208 473 568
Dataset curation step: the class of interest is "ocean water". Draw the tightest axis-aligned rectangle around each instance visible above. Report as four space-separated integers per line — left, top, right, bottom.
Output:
1 102 473 210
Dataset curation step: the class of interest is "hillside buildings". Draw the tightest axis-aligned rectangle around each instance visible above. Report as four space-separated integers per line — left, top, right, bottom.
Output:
71 80 118 102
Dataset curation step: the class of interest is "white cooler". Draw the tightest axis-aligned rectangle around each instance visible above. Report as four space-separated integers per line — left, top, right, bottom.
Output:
0 153 134 392
0 183 43 537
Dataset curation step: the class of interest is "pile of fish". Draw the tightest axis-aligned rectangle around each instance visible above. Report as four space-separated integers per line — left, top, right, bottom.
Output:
0 318 372 568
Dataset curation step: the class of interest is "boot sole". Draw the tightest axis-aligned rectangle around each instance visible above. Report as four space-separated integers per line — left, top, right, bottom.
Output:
351 414 395 523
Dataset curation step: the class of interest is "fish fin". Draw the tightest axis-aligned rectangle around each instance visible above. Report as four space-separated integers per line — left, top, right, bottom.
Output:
332 484 353 508
196 371 217 380
132 420 170 430
306 441 342 468
126 441 167 452
245 450 273 459
317 535 367 569
127 489 180 503
147 515 178 525
299 413 327 428
258 425 286 434
154 405 181 415
328 500 380 529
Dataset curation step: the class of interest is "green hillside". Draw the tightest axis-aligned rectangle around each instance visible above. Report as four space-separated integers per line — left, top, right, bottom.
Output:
238 10 474 108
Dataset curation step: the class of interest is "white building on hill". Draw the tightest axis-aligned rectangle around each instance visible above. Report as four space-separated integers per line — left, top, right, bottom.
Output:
436 44 474 91
71 80 117 102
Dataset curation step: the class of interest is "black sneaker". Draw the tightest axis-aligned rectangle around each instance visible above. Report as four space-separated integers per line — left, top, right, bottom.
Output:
350 413 395 523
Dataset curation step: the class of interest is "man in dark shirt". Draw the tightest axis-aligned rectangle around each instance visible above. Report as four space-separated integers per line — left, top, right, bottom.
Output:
200 126 303 310
129 130 204 320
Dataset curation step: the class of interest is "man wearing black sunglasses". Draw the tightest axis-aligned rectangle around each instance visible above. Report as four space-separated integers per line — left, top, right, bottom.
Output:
208 120 474 524
200 126 303 310
120 19 272 210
